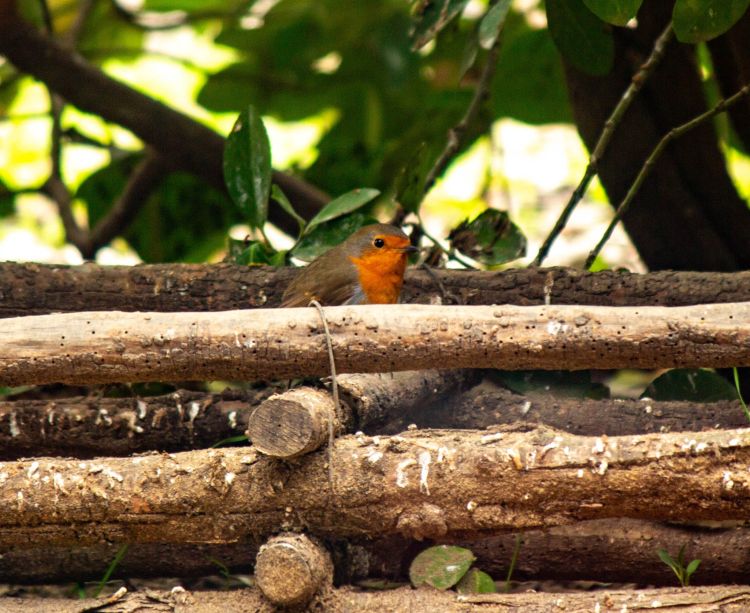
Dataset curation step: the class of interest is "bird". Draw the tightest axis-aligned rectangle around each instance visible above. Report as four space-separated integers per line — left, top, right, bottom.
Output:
281 223 417 307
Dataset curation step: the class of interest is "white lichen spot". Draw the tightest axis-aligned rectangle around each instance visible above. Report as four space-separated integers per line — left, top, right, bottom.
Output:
506 448 523 470
546 320 567 335
695 442 708 453
228 411 238 429
9 412 19 438
594 601 601 613
480 433 504 445
407 424 418 431
395 458 416 488
644 405 653 414
596 459 608 476
366 450 383 464
577 469 584 478
418 451 431 495
97 408 112 426
520 401 532 416
592 438 606 454
728 438 741 447
53 473 66 494
0 472 7 486
188 402 200 423
225 472 236 486
164 328 175 341
244 339 256 350
234 332 241 347
27 461 40 479
372 436 381 446
540 440 559 458
16 491 23 508
651 600 662 608
47 410 55 425
103 468 124 484
723 471 734 490
466 500 477 512
137 400 147 420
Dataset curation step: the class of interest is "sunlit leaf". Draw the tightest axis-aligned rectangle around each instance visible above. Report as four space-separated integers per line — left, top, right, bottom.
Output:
304 188 380 234
456 568 497 594
448 209 526 266
291 211 378 262
411 0 471 50
223 106 272 230
673 0 750 43
641 368 739 402
479 0 512 49
546 0 614 76
228 237 286 266
409 545 475 590
582 0 643 26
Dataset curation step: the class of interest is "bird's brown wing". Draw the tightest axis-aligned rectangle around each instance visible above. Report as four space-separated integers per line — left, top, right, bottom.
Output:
280 251 360 307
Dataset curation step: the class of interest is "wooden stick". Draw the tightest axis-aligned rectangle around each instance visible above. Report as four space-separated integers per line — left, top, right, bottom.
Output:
1 303 749 386
1 426 750 547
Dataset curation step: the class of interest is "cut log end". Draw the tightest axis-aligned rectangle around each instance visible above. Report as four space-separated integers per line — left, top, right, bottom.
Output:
246 387 337 459
255 533 333 607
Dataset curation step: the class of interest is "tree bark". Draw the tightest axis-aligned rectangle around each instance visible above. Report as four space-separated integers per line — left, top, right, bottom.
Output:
0 389 268 459
2 264 750 318
562 1 750 271
1 303 749 386
1 426 750 547
2 585 750 613
398 382 750 436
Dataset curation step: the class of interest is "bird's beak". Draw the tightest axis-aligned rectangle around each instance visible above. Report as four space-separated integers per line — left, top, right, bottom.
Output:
401 245 419 254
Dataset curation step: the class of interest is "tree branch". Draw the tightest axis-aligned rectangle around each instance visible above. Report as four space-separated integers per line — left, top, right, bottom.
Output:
533 23 674 266
0 10 328 232
585 82 750 269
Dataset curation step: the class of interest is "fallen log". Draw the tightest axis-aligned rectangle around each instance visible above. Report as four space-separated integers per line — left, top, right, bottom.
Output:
0 389 267 459
2 303 750 386
3 518 750 586
394 383 750 436
2 584 749 613
2 264 750 317
1 426 750 547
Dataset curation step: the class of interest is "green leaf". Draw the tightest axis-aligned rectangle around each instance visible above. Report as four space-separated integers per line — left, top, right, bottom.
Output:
271 185 306 235
448 209 526 266
479 0 513 49
409 545 476 590
582 0 643 26
491 370 610 399
223 106 272 230
685 558 701 580
642 369 739 402
411 0 472 50
142 0 241 11
291 211 378 262
491 27 573 124
304 188 380 235
228 238 285 266
658 549 676 569
456 568 497 594
546 0 614 76
673 0 750 43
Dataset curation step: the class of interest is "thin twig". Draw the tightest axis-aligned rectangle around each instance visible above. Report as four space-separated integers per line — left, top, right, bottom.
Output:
585 82 750 270
533 22 674 267
89 150 166 251
310 300 339 500
421 15 504 196
418 215 477 269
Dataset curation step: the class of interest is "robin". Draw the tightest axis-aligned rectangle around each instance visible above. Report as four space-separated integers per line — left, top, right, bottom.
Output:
281 223 417 307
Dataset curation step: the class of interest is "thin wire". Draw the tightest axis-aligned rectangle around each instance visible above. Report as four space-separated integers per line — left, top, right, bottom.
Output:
309 300 338 496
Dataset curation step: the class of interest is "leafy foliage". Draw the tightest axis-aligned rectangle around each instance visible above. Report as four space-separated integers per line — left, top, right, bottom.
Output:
492 370 610 399
546 0 614 76
409 545 476 590
658 545 701 587
672 0 750 43
448 209 526 266
456 568 497 594
582 0 643 26
641 369 739 402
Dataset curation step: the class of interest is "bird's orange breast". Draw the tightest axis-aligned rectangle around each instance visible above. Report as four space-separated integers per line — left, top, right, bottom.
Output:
349 250 408 304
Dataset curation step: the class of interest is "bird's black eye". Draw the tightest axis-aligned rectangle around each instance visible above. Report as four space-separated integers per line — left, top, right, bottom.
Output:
373 238 385 248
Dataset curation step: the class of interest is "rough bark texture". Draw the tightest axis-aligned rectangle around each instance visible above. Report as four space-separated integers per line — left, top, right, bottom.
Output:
1 427 750 547
255 533 333 607
3 519 750 586
400 381 750 436
0 389 270 459
2 264 750 318
1 303 749 386
2 585 750 613
563 2 750 271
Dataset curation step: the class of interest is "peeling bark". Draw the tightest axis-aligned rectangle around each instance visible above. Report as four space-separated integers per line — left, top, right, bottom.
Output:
0 389 270 459
1 427 750 547
1 303 749 386
2 264 750 318
2 585 750 613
